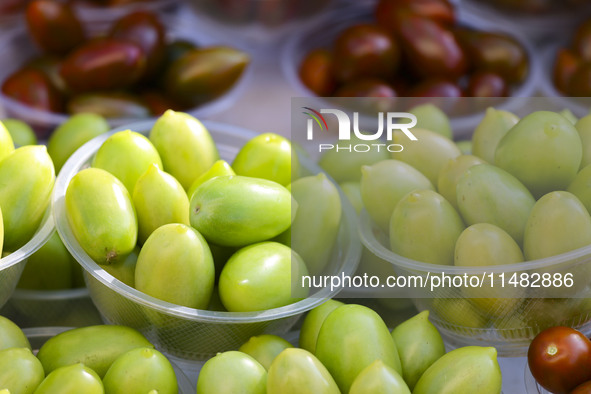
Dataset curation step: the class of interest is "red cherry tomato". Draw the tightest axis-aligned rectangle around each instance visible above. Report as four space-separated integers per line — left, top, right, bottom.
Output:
553 49 582 94
528 326 591 394
375 0 456 31
298 48 337 96
572 380 591 394
466 72 508 97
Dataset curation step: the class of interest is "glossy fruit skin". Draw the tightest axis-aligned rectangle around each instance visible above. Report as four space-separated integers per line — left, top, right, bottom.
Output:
187 160 235 201
528 326 591 394
47 113 109 173
466 72 508 97
67 92 151 118
495 111 582 198
570 165 591 215
25 55 69 96
0 121 15 162
102 245 138 288
102 347 177 394
163 39 198 67
299 49 336 96
340 181 363 214
349 359 411 394
0 347 45 394
196 351 267 394
332 24 399 83
109 11 166 77
60 39 146 92
471 107 518 164
315 304 402 393
2 68 63 112
413 346 501 394
437 154 487 211
239 335 293 370
408 103 452 139
0 145 55 251
572 380 591 394
573 19 591 62
65 167 137 265
135 224 214 309
299 299 344 354
219 242 309 312
398 15 467 80
0 315 30 351
568 63 591 97
164 46 249 107
25 0 85 55
553 49 581 94
37 325 153 378
407 78 463 98
334 78 397 98
375 0 455 31
432 298 488 329
267 348 340 394
190 176 293 247
1 118 36 147
34 363 103 394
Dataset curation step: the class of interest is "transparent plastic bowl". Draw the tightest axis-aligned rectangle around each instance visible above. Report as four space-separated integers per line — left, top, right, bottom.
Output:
0 16 252 138
23 326 194 394
53 120 361 360
73 0 179 30
359 209 591 357
524 363 548 394
0 207 54 310
281 6 540 139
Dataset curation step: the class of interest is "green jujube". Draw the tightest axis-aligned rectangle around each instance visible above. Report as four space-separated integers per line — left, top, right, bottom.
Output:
339 182 363 214
0 348 44 394
299 299 344 354
196 351 266 394
1 119 36 147
0 120 14 162
33 364 103 394
568 164 591 215
437 155 487 211
471 107 518 164
0 316 30 351
575 114 591 169
187 159 235 201
349 360 411 394
239 335 293 370
102 245 139 288
409 103 452 139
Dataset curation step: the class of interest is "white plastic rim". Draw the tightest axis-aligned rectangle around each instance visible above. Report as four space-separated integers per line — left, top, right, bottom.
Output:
10 287 90 301
53 119 362 324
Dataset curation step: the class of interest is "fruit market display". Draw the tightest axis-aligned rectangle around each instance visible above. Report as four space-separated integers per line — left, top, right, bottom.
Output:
1 1 249 119
298 0 529 99
553 17 591 97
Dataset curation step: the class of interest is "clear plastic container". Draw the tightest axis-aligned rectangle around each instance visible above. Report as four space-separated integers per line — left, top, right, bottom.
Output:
523 363 548 394
0 207 54 310
281 6 540 139
53 119 362 361
23 326 195 394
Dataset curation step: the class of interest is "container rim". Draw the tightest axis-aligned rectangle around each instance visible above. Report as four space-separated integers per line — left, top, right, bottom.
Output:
53 119 362 323
10 286 90 301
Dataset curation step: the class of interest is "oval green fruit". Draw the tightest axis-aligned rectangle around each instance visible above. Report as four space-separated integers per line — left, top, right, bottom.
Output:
568 164 591 215
349 359 411 394
133 164 189 244
0 316 30 351
232 133 299 186
196 351 266 394
187 159 235 201
0 145 55 250
413 346 502 394
0 206 3 259
65 167 137 264
239 335 293 370
47 113 109 172
37 325 153 378
339 182 363 214
267 348 340 394
431 298 488 329
135 223 214 309
102 245 139 288
1 119 36 147
315 304 402 393
456 163 535 245
361 160 434 231
456 140 472 155
409 103 452 139
437 155 487 211
0 348 44 394
0 120 14 162
149 110 219 190
575 114 591 169
471 107 518 164
495 111 582 198
560 108 578 124
33 364 103 394
299 299 344 354
219 242 308 312
390 190 464 265
391 311 445 390
92 129 162 194
190 176 293 247
103 348 177 394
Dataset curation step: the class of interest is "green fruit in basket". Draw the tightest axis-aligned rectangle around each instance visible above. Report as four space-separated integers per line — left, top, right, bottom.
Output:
289 173 341 275
37 325 153 378
0 121 14 163
47 113 110 173
299 299 344 354
456 140 472 155
190 176 293 247
92 130 163 194
575 114 591 169
391 311 445 390
361 160 434 231
413 346 502 394
437 155 487 211
267 348 340 394
103 348 177 394
232 133 299 187
0 145 54 251
17 231 73 290
339 181 363 214
560 108 578 124
219 242 308 312
349 359 411 394
1 119 36 147
239 335 293 371
133 164 189 244
33 364 103 394
392 128 461 185
471 107 518 164
390 190 464 265
149 110 219 190
196 351 266 394
187 159 235 201
431 298 488 329
318 134 389 183
315 304 402 393
495 111 582 198
0 316 30 351
409 103 452 139
65 168 137 265
456 164 534 246
136 223 214 309
0 348 44 394
102 245 139 288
